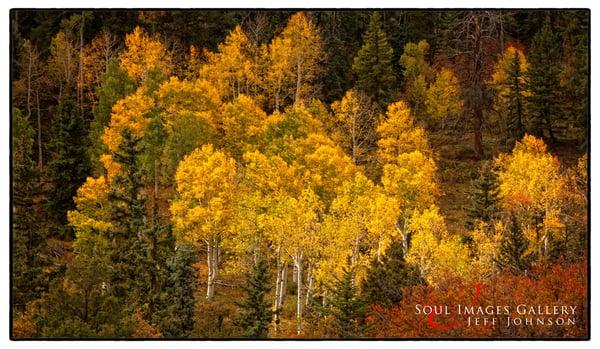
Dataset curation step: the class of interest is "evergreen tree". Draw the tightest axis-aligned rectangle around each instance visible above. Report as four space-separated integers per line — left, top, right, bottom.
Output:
46 88 90 235
88 58 136 173
352 12 396 108
561 36 589 144
527 17 562 142
505 53 527 145
106 128 155 317
12 108 47 310
155 243 198 337
467 161 501 228
362 239 422 308
326 267 368 338
235 258 273 338
494 216 533 274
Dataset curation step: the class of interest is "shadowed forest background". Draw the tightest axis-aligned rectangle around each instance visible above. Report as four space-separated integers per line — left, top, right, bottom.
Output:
11 10 589 338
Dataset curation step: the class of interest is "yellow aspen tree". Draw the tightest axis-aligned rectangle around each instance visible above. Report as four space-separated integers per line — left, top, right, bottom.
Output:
119 26 172 83
67 176 112 234
220 94 268 159
318 173 399 288
200 26 260 101
425 68 464 125
406 205 472 287
170 144 238 299
263 12 324 111
156 77 222 179
381 150 440 254
376 100 431 164
495 134 565 258
331 89 381 167
292 133 358 208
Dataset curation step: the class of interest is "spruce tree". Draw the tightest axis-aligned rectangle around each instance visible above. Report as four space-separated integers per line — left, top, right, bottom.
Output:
494 216 533 274
505 53 527 145
106 128 154 314
467 161 501 228
362 239 422 308
155 243 198 337
235 258 273 338
46 88 90 235
561 36 589 144
527 17 562 142
12 108 47 310
352 12 396 108
327 267 368 338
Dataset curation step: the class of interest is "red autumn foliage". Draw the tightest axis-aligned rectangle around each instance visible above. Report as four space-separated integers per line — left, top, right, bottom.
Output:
365 260 588 339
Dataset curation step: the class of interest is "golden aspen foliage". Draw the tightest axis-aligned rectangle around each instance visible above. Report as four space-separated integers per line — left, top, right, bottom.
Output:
470 221 504 278
220 94 268 158
200 26 260 101
119 26 172 83
381 151 440 213
67 176 112 234
263 12 325 110
406 205 472 287
331 89 381 166
317 173 399 287
495 135 566 257
101 88 154 152
376 101 431 164
425 68 464 122
495 134 563 213
170 144 238 245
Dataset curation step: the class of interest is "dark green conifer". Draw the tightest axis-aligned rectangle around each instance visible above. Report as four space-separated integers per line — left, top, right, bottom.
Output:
235 258 273 338
352 12 397 107
494 216 533 274
362 239 422 308
467 161 501 228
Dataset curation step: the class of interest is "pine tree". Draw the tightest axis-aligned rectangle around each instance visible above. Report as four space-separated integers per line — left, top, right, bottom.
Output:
494 216 533 274
106 127 154 316
528 17 562 142
12 108 47 310
362 239 422 308
88 58 136 173
505 53 527 145
326 267 368 338
155 243 198 337
46 88 90 235
352 12 396 108
467 161 501 228
561 36 589 144
235 258 273 338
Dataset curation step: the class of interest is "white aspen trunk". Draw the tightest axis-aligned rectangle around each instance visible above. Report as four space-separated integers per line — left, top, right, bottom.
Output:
295 256 303 335
206 239 216 299
273 247 284 328
305 263 313 306
293 263 298 283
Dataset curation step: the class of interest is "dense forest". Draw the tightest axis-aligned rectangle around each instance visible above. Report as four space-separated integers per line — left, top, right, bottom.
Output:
11 10 589 338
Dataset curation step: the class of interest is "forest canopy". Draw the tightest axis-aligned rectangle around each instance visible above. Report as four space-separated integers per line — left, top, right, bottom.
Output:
11 9 588 339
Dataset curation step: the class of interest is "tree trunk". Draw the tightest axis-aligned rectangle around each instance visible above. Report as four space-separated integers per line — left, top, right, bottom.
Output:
305 263 313 306
206 238 218 299
295 257 303 335
79 13 85 117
